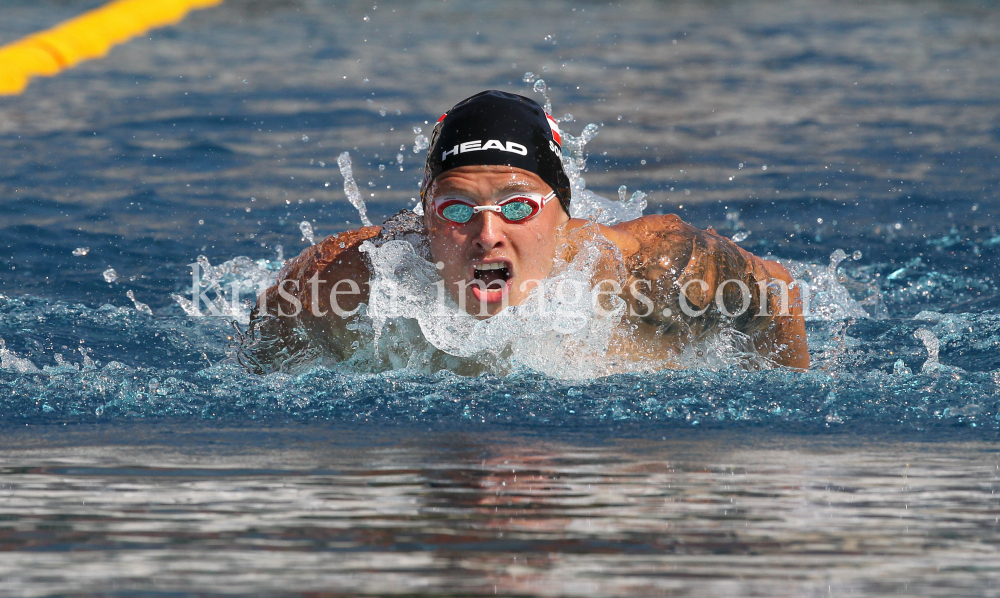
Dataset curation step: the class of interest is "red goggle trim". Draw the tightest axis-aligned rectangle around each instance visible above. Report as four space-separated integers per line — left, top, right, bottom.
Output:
431 191 557 224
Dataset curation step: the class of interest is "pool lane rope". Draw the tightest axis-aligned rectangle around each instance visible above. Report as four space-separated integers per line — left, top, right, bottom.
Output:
0 0 224 96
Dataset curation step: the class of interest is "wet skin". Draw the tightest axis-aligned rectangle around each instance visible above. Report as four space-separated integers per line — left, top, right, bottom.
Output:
425 166 571 318
425 165 809 369
254 166 809 370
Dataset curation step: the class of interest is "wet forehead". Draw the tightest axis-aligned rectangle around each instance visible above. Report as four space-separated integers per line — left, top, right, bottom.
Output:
430 166 548 199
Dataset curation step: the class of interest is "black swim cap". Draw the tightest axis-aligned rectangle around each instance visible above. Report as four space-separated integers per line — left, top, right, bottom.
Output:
421 90 571 214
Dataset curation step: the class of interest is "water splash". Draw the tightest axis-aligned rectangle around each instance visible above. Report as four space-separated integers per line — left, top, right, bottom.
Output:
914 328 940 373
0 338 40 373
126 290 153 315
171 254 283 324
784 250 878 321
299 221 315 245
338 151 372 227
102 268 118 283
359 221 639 379
531 78 553 114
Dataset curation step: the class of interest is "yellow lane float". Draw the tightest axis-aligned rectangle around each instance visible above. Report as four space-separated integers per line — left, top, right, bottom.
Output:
0 0 224 95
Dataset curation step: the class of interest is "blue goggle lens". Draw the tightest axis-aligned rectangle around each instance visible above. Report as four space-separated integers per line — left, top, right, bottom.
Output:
441 203 475 223
500 201 534 221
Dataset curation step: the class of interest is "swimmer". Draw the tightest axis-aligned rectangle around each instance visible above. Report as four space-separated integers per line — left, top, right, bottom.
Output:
248 90 808 372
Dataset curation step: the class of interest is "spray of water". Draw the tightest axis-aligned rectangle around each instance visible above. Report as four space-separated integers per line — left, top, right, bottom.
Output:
914 328 940 373
299 221 315 245
126 290 153 315
338 151 372 227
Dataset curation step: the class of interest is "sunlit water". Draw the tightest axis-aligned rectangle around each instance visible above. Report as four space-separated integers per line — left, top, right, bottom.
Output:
2 0 1000 595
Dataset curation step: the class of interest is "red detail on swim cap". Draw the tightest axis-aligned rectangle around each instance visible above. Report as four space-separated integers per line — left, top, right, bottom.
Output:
546 114 562 146
437 113 447 123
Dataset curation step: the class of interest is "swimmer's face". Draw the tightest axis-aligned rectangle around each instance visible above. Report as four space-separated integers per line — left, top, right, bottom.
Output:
425 165 569 318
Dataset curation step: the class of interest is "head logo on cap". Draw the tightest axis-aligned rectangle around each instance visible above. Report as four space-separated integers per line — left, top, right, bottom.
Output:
421 90 571 214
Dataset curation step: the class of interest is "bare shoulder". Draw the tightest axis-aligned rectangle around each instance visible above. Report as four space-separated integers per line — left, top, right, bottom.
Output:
606 213 779 330
605 213 807 369
611 213 690 237
609 214 755 281
275 226 381 289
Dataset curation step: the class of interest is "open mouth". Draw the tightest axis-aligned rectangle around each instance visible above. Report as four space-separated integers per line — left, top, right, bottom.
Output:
470 261 513 306
473 262 511 290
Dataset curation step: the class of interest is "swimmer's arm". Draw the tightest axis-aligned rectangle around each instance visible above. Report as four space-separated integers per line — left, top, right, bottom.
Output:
752 259 809 370
611 214 810 369
247 226 380 371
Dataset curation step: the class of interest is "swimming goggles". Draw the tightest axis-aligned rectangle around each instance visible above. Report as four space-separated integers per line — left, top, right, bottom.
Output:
431 191 557 224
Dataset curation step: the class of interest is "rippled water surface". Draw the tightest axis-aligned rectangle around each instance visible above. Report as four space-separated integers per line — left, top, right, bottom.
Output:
2 0 1000 595
2 424 999 597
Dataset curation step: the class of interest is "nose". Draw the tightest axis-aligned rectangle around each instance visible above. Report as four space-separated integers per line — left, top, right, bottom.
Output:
473 210 507 252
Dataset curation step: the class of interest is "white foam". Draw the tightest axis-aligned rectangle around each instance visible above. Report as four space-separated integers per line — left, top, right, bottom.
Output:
0 338 40 373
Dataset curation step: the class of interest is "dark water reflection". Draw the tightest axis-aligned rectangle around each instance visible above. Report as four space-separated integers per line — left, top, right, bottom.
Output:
1 423 998 597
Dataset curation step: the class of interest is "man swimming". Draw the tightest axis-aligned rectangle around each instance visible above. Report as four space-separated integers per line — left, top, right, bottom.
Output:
247 90 808 372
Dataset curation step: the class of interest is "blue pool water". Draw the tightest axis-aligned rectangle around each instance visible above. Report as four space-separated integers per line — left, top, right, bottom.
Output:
2 0 1000 595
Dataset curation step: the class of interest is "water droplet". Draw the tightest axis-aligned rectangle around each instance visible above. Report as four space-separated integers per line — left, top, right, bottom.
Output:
523 72 536 83
413 134 429 154
413 126 422 134
762 165 768 170
72 247 89 257
102 268 118 283
852 250 862 260
301 135 309 142
732 231 750 243
299 221 315 245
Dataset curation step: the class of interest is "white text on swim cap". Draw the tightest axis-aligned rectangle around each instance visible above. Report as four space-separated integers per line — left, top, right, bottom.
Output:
442 140 528 160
